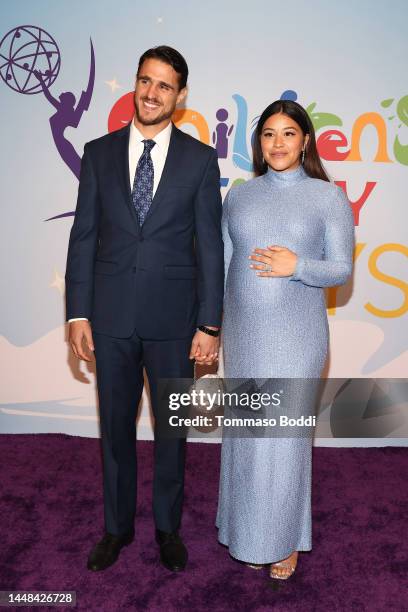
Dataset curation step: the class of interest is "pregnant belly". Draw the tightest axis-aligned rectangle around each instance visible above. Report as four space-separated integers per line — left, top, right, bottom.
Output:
225 273 329 348
226 269 324 311
223 280 329 377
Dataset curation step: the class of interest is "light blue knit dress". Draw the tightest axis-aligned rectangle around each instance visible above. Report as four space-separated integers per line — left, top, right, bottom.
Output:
216 165 355 564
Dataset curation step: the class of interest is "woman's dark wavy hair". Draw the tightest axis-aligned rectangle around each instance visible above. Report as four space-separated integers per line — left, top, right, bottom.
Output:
253 100 329 181
137 45 188 91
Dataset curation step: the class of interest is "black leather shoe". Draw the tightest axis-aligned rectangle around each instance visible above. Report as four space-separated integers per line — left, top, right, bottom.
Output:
87 530 134 571
156 530 188 572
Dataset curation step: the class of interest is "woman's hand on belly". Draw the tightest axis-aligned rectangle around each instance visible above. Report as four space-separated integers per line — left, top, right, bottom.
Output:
249 245 297 277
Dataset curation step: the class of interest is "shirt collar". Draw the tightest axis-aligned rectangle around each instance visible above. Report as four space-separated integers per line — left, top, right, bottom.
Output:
129 119 172 155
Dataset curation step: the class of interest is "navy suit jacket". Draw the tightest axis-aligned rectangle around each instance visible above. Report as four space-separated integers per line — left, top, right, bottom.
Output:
65 123 224 339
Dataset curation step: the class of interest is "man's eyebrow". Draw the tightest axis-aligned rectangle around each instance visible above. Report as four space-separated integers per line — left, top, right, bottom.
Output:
137 75 175 90
159 81 175 89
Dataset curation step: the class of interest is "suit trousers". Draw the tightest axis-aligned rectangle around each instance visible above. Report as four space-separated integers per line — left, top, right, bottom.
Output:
93 328 194 536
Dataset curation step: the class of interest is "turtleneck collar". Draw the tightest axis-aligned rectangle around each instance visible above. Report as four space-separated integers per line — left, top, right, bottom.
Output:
264 164 308 186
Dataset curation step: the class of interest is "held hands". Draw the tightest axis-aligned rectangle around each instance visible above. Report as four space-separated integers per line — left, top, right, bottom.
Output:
189 329 219 366
69 320 219 365
69 320 95 362
249 245 298 277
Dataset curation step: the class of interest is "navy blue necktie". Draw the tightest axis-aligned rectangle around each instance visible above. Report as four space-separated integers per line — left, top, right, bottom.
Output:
132 139 156 226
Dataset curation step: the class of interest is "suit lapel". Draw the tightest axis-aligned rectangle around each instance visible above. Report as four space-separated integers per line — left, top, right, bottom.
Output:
142 125 183 226
112 123 184 235
112 124 141 237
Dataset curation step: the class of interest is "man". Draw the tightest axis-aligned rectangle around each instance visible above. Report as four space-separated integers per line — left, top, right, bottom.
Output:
65 46 224 572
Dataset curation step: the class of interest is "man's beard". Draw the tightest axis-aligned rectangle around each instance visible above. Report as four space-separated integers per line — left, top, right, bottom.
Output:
134 99 174 126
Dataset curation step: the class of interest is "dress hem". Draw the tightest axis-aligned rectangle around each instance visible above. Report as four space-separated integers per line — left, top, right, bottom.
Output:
217 533 312 565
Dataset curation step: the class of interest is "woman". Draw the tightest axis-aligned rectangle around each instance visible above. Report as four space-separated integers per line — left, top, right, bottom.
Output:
216 100 354 579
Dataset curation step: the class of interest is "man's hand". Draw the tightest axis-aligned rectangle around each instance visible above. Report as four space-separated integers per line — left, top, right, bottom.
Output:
189 330 219 366
69 320 95 362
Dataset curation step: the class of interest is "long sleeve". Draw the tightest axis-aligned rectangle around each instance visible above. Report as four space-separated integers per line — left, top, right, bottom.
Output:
222 189 233 292
291 186 355 288
194 149 224 327
65 143 100 320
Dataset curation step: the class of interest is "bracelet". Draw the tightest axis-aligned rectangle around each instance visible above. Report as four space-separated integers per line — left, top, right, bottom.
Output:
197 325 220 337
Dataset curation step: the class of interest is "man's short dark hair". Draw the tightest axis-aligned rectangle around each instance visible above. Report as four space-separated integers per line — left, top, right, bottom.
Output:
137 46 188 90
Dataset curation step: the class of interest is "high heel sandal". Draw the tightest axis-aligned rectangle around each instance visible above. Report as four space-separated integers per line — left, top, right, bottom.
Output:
246 563 264 570
270 552 298 580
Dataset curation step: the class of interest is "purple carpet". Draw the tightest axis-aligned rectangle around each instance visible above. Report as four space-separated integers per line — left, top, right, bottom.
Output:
0 435 406 611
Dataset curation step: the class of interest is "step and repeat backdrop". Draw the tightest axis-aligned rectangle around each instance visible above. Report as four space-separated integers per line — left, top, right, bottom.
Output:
1 1 407 444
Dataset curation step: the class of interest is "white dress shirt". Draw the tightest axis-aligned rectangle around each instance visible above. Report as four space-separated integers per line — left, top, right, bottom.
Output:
128 119 172 194
69 120 173 323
